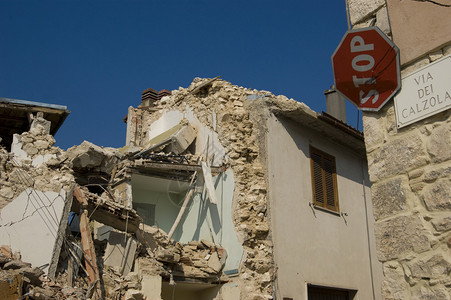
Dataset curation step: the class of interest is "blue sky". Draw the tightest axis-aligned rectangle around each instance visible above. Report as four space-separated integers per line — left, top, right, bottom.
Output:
0 0 358 150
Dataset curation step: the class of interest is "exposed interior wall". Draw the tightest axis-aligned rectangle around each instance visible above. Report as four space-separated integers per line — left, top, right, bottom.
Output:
349 1 451 298
266 114 382 299
132 185 185 240
0 188 66 273
178 169 243 272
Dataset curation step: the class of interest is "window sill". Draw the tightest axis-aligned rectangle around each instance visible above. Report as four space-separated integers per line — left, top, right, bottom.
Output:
311 204 341 216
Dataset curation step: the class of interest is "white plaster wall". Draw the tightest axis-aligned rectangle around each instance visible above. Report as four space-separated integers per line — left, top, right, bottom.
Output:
267 115 382 300
178 169 243 272
0 188 66 273
131 185 184 239
131 165 243 272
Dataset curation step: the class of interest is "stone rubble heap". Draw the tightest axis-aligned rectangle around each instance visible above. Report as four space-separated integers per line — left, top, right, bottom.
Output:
0 124 74 210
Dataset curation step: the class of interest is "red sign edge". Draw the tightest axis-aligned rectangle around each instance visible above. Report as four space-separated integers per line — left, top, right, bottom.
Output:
331 26 402 112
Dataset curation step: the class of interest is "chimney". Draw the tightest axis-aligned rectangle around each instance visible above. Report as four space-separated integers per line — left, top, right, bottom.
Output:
158 89 171 99
141 88 159 106
324 86 347 123
141 88 172 107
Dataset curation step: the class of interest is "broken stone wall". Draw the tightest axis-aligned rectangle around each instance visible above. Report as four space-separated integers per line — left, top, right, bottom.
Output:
349 1 451 298
128 78 277 299
0 124 75 276
0 124 74 210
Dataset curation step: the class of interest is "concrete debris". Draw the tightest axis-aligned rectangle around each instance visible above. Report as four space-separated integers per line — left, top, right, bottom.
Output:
67 140 123 174
103 231 137 276
136 119 197 157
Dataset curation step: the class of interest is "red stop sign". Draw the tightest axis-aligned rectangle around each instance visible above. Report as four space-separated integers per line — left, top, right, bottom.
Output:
332 26 401 111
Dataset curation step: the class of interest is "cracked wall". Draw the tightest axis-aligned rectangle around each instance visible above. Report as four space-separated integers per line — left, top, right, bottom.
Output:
0 188 66 274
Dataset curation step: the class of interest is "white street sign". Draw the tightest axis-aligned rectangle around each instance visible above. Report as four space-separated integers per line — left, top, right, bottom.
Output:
395 55 451 128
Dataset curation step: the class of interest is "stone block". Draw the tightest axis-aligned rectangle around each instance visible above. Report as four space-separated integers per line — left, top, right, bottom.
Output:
368 133 428 181
207 251 222 273
376 6 390 35
385 105 397 135
93 222 113 241
422 179 451 211
423 166 451 182
444 43 451 56
124 289 144 300
11 134 29 162
362 113 385 151
431 216 451 232
30 117 51 134
140 275 162 300
411 285 450 300
428 50 443 62
348 0 385 25
22 143 38 156
34 139 50 150
155 247 180 263
371 177 408 220
220 282 240 300
67 141 121 173
375 215 430 261
408 254 451 279
401 57 430 77
427 123 451 163
381 261 409 300
135 224 159 250
0 187 14 199
166 123 197 154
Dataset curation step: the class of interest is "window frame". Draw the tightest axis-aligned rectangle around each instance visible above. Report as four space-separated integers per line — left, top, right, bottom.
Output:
309 146 340 213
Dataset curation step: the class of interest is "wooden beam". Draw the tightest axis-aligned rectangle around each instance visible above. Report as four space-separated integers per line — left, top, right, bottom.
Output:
73 186 102 299
190 76 221 95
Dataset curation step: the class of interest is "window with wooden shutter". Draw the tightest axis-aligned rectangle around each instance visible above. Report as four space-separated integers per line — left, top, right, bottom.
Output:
310 146 339 213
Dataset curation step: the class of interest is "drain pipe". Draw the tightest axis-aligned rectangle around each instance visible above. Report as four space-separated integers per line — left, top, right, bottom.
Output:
362 159 376 300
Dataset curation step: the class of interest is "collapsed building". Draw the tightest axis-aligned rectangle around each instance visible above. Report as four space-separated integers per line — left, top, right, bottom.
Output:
0 78 382 299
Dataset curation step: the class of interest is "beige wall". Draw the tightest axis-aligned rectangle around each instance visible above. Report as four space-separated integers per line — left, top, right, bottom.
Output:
266 114 382 299
387 0 451 65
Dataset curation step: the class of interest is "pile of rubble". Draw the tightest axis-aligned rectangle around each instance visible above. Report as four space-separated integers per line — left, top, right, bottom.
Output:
0 118 229 298
0 245 86 299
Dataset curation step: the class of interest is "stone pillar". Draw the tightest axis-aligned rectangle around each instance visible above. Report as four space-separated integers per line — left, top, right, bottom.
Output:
348 1 451 298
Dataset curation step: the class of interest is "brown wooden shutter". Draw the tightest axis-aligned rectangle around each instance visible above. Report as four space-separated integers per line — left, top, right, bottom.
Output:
310 146 339 212
311 152 324 205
